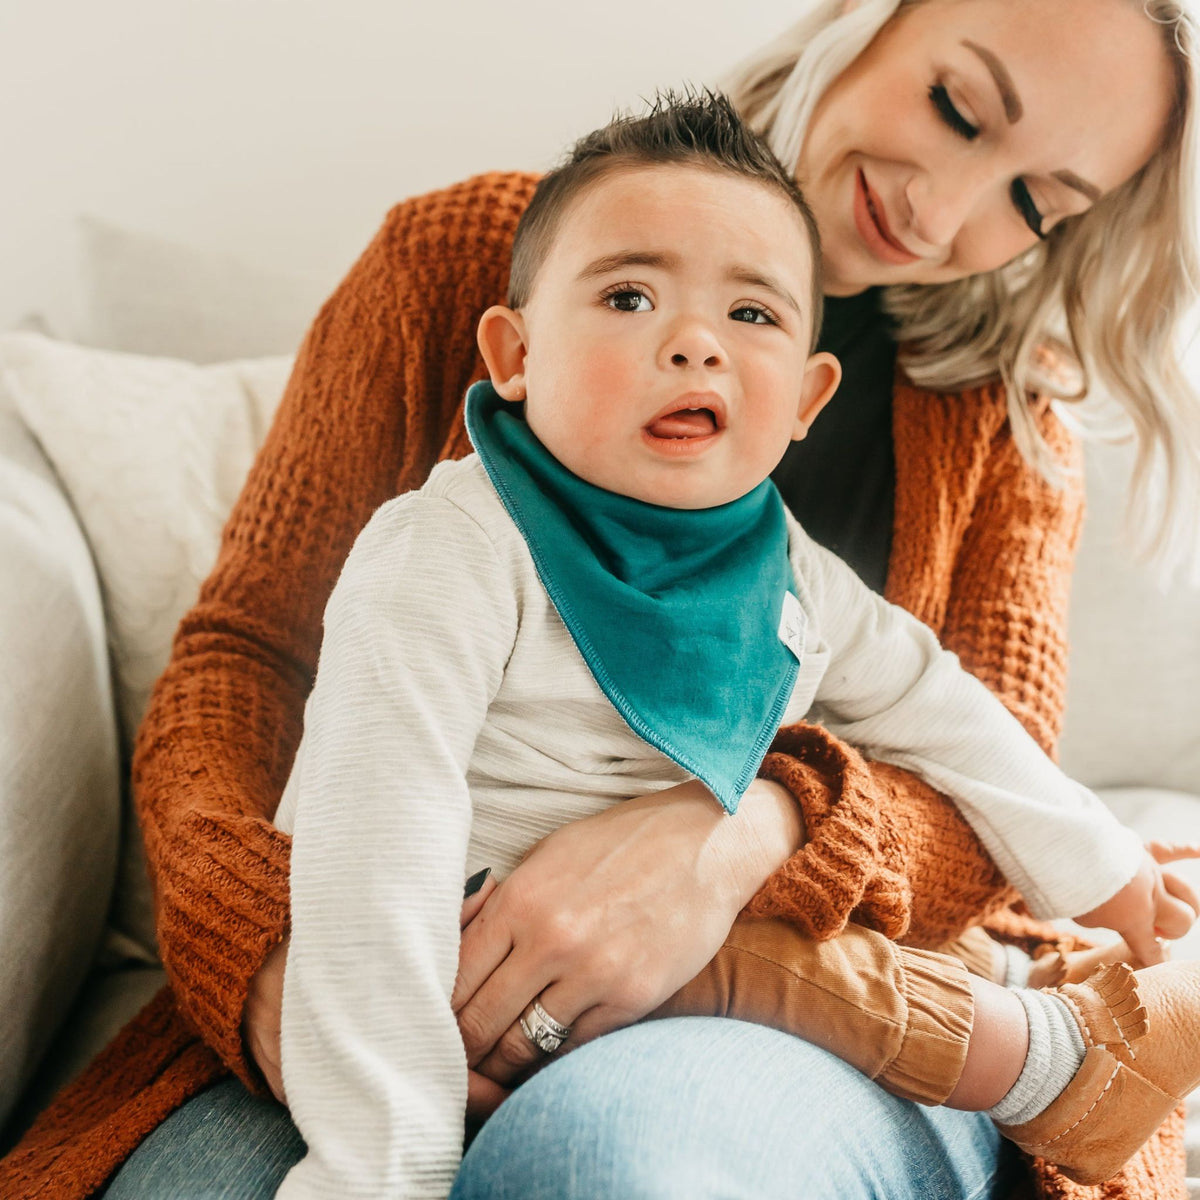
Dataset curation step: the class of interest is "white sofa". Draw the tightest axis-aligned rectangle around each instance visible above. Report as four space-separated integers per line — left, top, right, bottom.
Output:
0 280 1198 1188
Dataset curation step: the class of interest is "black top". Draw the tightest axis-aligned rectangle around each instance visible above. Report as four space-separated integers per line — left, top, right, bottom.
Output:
770 287 898 595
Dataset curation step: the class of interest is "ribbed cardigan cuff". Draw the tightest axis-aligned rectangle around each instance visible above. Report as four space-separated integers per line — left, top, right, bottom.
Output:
746 723 911 941
152 812 292 1088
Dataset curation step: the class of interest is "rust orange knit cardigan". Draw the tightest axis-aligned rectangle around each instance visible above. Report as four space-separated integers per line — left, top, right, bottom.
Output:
0 172 1184 1199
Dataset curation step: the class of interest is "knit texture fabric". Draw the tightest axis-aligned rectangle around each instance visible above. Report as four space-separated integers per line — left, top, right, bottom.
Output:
0 171 1184 1199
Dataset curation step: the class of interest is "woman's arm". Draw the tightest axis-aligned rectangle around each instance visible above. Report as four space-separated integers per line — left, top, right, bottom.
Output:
781 521 1138 922
452 774 804 1085
743 389 1086 946
132 172 538 1084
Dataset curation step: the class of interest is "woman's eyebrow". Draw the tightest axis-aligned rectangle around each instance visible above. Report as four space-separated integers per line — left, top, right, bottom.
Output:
959 39 1102 203
1052 170 1102 203
962 39 1023 124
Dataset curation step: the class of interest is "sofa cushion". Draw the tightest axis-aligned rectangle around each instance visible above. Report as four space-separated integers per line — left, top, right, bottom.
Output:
82 216 333 365
0 382 120 1130
1 332 290 958
1059 437 1200 795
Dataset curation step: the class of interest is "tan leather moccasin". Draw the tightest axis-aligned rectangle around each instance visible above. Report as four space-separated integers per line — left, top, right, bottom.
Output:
997 960 1200 1185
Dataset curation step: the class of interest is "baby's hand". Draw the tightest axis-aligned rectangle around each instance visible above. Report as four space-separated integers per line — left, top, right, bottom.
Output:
1075 842 1200 966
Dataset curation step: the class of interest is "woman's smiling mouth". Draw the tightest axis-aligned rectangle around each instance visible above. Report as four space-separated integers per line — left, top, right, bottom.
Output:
853 169 920 265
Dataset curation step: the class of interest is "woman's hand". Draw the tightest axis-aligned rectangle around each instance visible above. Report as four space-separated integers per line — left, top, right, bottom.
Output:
459 870 514 1121
244 936 289 1103
451 777 803 1088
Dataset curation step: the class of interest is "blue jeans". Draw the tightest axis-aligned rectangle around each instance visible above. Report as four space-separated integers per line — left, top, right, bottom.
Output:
105 1018 1013 1199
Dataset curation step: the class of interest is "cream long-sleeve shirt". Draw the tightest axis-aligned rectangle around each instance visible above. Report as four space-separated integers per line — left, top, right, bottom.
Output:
275 454 1140 1200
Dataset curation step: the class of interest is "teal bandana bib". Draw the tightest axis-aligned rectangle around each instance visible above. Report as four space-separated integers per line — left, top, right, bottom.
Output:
465 381 801 813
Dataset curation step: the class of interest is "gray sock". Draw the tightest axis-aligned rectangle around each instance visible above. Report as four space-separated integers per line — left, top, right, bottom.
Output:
1002 944 1032 989
986 989 1086 1125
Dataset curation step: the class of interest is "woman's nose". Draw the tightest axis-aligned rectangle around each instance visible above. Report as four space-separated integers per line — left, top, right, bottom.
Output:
662 319 726 370
904 169 989 250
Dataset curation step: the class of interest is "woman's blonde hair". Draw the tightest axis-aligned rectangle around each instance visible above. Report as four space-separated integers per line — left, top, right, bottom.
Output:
723 0 1200 572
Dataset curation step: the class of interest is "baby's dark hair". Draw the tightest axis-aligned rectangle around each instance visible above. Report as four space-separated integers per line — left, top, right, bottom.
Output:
508 89 824 348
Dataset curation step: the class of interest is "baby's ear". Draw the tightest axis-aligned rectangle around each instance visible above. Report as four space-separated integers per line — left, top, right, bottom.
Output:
793 351 842 441
477 305 529 401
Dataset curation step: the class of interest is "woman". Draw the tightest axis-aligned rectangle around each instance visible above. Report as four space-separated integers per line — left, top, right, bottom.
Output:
4 0 1197 1196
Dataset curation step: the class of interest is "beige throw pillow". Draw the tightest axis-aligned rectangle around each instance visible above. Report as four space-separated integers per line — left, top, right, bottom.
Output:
1 332 291 957
81 215 333 364
1059 436 1200 797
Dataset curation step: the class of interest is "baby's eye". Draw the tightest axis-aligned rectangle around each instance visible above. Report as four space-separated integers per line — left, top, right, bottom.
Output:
603 288 653 313
730 304 777 325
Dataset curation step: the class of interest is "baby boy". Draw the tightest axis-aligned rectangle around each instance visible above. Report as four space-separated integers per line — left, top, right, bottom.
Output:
274 91 1198 1199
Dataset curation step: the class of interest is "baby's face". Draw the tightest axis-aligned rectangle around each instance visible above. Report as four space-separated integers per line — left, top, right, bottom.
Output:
510 164 837 509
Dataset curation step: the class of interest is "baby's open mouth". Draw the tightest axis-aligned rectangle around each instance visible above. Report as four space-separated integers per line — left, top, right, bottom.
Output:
645 408 719 439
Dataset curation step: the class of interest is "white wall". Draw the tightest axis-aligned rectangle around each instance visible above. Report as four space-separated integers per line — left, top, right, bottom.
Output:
0 1 789 339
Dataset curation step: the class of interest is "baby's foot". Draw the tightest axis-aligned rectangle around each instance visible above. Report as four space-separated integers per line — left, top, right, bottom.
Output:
997 959 1200 1184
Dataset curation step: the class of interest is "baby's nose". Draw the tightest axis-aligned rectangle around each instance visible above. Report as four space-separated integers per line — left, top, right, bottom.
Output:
664 320 726 369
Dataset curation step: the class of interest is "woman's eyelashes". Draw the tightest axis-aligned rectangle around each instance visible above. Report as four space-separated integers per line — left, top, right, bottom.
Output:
929 82 1047 239
1010 180 1047 238
929 83 978 141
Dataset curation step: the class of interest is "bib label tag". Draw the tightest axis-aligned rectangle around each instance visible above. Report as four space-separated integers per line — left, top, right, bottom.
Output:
778 592 807 664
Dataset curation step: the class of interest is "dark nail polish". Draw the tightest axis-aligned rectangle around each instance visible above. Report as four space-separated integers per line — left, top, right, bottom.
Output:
463 867 492 898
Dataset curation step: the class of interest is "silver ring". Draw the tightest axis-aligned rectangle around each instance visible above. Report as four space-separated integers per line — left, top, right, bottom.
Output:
518 999 573 1055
